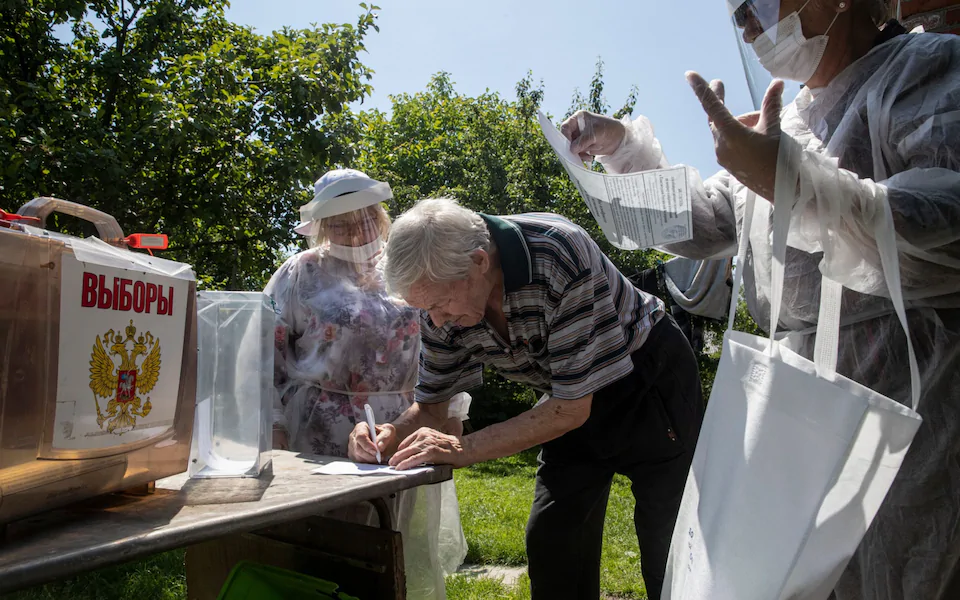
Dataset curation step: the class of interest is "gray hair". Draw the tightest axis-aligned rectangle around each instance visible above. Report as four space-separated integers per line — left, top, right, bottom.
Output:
381 198 491 297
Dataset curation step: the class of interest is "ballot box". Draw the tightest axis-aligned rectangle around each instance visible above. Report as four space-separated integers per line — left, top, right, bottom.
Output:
0 197 197 525
189 291 273 479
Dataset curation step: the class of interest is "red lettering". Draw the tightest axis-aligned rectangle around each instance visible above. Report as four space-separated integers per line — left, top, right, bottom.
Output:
81 273 97 307
133 281 145 313
80 273 174 315
118 279 132 311
97 275 112 309
145 283 158 314
158 286 172 316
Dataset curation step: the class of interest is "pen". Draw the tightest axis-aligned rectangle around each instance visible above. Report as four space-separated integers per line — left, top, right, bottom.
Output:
363 403 381 464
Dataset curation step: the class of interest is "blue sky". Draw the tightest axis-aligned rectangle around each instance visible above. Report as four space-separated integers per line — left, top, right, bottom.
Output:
225 0 773 177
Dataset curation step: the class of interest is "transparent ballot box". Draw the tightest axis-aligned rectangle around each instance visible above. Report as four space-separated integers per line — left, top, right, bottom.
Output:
189 291 273 478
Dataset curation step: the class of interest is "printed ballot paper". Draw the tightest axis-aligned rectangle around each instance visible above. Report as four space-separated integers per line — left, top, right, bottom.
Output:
537 111 692 250
312 461 434 477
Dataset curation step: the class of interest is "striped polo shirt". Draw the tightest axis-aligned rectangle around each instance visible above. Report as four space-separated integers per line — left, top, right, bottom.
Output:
416 212 665 404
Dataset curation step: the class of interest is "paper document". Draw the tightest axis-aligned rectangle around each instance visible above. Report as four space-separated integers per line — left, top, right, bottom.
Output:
537 111 693 250
312 461 434 477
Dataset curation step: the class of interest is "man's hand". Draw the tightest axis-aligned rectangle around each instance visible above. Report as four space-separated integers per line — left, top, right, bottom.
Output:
345 399 453 464
273 428 289 451
687 71 784 201
385 395 592 470
348 422 398 464
389 427 472 471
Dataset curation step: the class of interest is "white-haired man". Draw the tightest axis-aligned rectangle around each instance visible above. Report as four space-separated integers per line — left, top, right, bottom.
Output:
348 198 704 599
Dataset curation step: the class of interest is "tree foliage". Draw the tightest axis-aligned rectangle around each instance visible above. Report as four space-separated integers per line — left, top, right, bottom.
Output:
567 57 639 121
1 0 379 289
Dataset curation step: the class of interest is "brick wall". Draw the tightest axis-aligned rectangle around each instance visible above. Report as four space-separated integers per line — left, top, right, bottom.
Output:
898 0 960 35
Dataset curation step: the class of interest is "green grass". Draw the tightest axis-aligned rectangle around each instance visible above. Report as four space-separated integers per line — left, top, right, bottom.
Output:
454 451 539 566
445 573 532 599
0 549 186 600
2 450 647 599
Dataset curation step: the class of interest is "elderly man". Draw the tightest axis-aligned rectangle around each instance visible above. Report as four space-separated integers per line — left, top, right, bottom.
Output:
347 197 704 599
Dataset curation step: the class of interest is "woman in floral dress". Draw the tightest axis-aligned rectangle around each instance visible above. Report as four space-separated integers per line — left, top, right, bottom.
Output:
265 169 467 599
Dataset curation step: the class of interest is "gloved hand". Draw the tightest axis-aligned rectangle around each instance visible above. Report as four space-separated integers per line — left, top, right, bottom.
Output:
560 110 627 161
562 110 669 174
687 71 784 202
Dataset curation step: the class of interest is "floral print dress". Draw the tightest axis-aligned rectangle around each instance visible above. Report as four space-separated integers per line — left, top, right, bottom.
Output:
266 247 421 454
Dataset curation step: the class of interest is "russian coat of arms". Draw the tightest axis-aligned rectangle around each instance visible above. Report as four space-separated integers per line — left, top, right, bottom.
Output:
88 320 161 433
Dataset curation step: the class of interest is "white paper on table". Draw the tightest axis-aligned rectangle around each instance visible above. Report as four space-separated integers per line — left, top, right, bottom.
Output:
537 110 693 250
312 461 435 476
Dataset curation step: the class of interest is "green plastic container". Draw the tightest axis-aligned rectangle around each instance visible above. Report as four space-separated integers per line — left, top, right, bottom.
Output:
217 560 361 600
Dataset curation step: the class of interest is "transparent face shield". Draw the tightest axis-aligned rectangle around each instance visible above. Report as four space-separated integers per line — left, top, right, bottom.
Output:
316 206 386 264
729 0 805 110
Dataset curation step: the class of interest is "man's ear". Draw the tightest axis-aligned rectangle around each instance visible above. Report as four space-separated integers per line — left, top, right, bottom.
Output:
472 249 490 274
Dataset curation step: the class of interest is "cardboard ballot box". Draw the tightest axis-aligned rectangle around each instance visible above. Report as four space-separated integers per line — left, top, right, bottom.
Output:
0 198 197 525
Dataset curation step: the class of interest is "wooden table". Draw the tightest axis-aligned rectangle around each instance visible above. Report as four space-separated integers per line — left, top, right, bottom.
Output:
0 451 452 599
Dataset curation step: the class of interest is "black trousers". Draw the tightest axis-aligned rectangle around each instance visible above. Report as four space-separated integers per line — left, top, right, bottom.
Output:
525 315 705 600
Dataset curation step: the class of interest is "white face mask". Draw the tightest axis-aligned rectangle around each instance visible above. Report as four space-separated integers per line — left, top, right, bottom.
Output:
327 237 383 263
753 0 840 83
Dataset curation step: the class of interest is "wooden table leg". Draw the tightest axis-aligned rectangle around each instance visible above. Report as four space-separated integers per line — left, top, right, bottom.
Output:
121 481 156 496
185 503 405 599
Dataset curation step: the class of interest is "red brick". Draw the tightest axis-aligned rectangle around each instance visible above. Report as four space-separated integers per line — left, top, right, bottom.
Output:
946 7 960 23
900 0 960 18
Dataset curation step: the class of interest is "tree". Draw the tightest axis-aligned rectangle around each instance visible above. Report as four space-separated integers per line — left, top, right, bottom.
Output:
0 0 379 289
566 57 639 120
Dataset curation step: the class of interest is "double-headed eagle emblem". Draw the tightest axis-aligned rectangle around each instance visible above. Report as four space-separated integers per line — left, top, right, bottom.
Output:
88 320 161 433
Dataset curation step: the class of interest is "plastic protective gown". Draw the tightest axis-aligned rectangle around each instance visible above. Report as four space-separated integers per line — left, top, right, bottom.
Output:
603 32 960 599
265 246 467 600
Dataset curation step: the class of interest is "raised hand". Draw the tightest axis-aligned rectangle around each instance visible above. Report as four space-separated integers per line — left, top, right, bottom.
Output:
687 71 785 201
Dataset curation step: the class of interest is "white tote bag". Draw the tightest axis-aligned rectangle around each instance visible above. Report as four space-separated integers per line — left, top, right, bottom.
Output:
662 136 922 600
